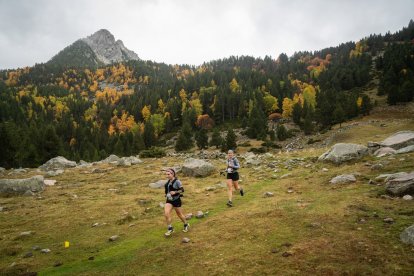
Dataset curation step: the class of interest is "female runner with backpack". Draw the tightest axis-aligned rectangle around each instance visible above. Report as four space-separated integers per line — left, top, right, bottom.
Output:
163 168 190 236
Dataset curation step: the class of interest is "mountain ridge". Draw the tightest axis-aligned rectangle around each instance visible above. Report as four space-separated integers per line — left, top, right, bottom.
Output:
47 29 139 68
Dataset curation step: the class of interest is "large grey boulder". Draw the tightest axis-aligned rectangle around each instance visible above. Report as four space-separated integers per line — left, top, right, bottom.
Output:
396 145 414 154
102 154 121 164
385 171 414 196
318 143 368 164
0 175 45 196
374 147 396 157
400 224 414 245
380 131 414 150
123 156 142 165
39 156 76 171
182 158 215 177
375 172 408 182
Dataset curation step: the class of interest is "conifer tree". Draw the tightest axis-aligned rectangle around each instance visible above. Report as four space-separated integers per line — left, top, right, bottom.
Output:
175 122 193 151
210 128 223 149
143 120 156 148
195 129 209 150
226 128 237 151
276 124 288 141
114 136 124 156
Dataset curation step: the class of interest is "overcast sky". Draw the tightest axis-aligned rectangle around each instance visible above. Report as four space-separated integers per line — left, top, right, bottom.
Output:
0 0 413 69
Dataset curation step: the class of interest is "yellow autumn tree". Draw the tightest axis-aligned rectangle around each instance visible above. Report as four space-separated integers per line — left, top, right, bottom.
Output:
141 105 151 121
263 94 278 114
282 97 293 118
229 78 240 93
108 124 116 136
157 99 165 114
190 99 203 117
303 84 316 107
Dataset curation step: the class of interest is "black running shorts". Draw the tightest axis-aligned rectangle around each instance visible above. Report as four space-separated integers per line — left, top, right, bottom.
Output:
226 172 239 181
166 198 182 207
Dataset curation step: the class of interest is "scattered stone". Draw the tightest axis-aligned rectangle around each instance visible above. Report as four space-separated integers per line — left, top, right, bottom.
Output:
117 214 135 225
380 194 394 200
91 168 108 173
329 174 356 184
54 261 63 267
368 179 376 185
263 192 274 197
271 248 279 253
40 248 51 253
402 195 413 200
370 163 384 170
280 173 292 179
287 188 294 193
88 256 95 260
92 223 99 227
318 143 368 164
182 237 190 243
195 211 204 219
138 199 152 205
383 218 394 224
374 147 396 157
102 155 121 164
182 158 216 177
185 213 193 220
32 246 41 251
44 179 56 186
322 168 329 172
0 175 45 196
376 172 408 182
400 224 414 245
396 145 414 154
310 222 321 228
149 180 165 189
109 235 119 242
23 252 33 258
205 186 216 191
39 156 77 171
46 169 64 177
385 171 414 196
8 168 27 175
380 131 414 150
17 231 35 239
282 251 293 257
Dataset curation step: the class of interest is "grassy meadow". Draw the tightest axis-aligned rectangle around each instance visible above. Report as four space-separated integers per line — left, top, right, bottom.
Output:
1 105 414 275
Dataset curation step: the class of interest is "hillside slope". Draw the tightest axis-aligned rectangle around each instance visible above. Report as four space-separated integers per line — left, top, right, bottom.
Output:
0 103 413 275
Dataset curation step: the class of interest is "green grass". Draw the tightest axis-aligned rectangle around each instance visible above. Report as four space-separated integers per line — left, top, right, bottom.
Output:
1 108 414 275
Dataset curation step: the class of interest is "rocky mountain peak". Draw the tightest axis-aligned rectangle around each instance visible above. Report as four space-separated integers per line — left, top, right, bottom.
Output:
82 29 139 64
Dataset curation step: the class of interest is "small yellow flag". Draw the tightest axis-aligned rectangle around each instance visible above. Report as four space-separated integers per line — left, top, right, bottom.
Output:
64 241 70 248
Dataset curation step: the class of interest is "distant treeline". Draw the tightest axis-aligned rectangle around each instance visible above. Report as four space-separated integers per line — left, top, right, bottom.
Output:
0 21 413 168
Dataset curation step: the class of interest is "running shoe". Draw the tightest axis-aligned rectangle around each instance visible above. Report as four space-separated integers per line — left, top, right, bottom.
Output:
164 227 174 237
240 188 244 196
183 223 190 233
226 200 233 207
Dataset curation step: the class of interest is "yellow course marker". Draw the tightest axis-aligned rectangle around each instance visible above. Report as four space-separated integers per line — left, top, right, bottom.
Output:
64 241 70 248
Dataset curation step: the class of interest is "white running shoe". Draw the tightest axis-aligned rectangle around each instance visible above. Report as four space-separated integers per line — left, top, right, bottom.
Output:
164 228 174 237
